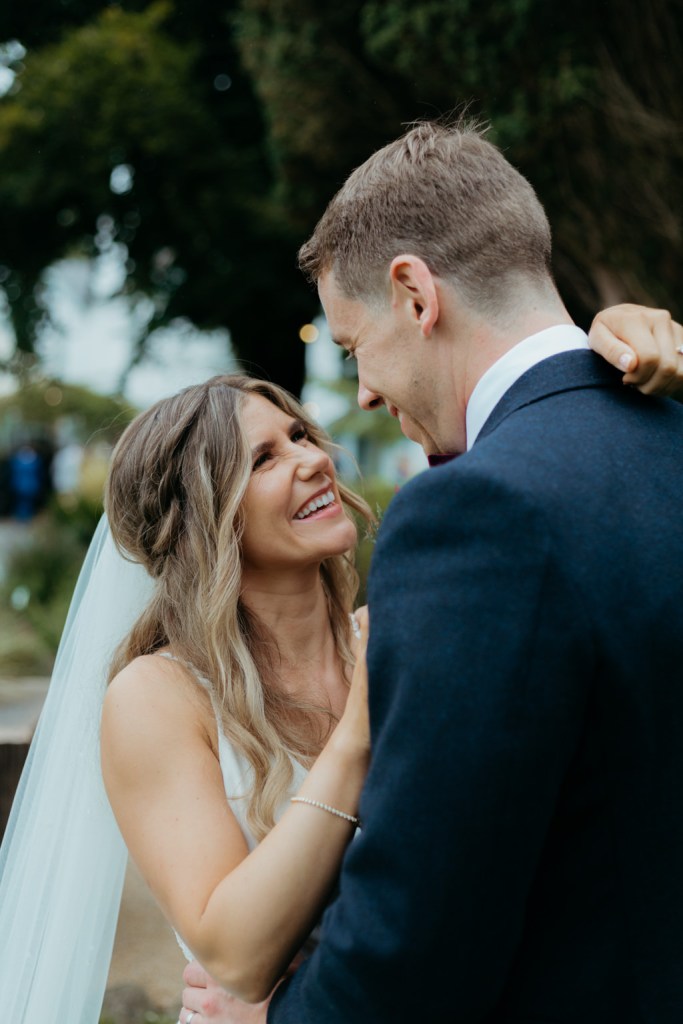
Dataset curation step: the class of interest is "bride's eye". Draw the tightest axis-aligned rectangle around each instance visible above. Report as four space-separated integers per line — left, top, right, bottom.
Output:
291 427 309 443
252 452 271 470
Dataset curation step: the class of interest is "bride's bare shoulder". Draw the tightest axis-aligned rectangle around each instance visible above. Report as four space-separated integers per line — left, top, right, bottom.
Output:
106 651 185 702
102 652 216 762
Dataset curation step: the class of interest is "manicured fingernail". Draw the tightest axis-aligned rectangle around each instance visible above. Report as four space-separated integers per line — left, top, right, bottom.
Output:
619 353 634 370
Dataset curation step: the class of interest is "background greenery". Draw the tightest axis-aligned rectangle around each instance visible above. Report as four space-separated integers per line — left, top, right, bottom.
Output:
0 0 680 396
0 382 134 675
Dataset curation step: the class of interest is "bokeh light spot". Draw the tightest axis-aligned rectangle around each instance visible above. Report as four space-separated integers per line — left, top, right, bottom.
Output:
299 324 319 343
10 586 30 611
109 164 134 196
44 385 63 407
214 74 232 91
56 208 77 227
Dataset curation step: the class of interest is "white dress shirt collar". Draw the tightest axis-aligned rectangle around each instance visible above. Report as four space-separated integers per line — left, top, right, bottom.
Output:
465 324 589 450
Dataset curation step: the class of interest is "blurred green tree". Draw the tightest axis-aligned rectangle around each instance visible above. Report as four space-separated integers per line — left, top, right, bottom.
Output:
0 0 680 401
0 1 313 395
0 380 134 443
235 0 683 323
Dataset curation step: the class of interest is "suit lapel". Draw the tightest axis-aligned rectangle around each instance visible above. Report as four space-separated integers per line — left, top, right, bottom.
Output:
474 350 623 446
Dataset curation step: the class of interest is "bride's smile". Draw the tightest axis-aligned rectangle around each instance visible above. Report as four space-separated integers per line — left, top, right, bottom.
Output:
293 486 337 521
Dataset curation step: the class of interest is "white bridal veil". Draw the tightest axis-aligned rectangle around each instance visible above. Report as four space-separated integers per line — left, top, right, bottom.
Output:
0 516 156 1022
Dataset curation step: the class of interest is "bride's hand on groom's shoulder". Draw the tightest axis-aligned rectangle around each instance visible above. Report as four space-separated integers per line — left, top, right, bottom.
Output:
589 304 683 399
181 960 272 1024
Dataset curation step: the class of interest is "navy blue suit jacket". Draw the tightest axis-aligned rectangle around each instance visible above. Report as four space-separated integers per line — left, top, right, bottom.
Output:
269 352 683 1023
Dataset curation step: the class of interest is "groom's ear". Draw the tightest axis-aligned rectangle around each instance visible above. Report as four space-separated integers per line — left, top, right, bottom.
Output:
389 256 439 338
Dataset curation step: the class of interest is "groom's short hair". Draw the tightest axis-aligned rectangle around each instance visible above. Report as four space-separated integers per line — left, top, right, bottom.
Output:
299 120 554 315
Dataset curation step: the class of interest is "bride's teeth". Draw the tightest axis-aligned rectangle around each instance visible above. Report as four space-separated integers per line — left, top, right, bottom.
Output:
295 490 336 520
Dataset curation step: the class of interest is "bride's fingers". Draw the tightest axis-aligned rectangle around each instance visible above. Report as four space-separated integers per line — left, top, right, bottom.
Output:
353 605 369 643
179 1008 202 1023
622 313 682 394
351 608 370 674
348 609 369 691
588 317 638 375
339 610 371 751
589 303 675 385
350 606 369 659
627 317 683 397
590 305 683 398
181 992 203 1017
183 960 211 987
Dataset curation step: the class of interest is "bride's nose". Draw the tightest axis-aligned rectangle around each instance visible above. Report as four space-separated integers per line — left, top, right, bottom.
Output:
295 443 330 478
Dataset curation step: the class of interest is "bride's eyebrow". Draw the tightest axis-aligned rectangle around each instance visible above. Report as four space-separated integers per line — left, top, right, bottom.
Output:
250 419 306 460
251 438 274 462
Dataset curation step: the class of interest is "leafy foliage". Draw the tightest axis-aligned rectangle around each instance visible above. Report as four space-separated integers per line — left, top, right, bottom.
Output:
0 380 134 674
0 512 88 675
0 1 311 394
234 0 683 323
0 0 680 400
0 380 135 443
233 0 400 226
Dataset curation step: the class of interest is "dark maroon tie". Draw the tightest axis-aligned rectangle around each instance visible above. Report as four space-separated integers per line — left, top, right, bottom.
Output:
427 453 458 467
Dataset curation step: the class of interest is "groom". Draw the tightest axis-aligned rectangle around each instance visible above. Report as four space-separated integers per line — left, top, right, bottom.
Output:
186 123 683 1021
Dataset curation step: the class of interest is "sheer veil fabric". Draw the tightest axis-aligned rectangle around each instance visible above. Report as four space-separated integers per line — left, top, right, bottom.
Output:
0 516 156 1022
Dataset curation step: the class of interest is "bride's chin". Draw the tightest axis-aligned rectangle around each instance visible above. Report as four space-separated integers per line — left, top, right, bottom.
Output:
320 521 358 557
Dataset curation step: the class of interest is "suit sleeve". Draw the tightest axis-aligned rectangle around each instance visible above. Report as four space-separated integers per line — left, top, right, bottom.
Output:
269 462 594 1023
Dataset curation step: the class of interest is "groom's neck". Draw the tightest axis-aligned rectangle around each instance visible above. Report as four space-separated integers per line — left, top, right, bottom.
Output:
457 288 573 398
426 284 573 457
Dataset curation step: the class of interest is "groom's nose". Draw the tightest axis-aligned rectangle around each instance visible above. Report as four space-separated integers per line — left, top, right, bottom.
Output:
358 382 384 411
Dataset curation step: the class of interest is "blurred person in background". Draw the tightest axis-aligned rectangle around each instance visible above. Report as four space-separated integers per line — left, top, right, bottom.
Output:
9 443 44 521
0 451 12 517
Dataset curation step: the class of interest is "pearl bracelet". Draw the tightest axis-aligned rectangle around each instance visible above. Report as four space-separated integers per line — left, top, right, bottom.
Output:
290 796 361 828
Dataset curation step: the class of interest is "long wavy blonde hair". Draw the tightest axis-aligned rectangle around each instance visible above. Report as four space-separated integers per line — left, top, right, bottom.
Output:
106 374 373 841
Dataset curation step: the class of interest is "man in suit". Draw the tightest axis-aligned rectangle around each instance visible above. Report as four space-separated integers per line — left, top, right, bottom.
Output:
183 122 683 1022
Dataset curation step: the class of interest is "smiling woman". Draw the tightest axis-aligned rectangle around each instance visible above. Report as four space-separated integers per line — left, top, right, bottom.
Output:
0 372 375 1021
240 395 358 574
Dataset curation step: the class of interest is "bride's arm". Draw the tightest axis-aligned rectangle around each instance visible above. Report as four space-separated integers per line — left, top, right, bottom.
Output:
101 623 369 1005
589 304 683 399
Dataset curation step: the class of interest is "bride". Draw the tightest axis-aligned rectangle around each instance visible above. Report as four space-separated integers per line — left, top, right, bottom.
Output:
0 372 373 1024
0 308 680 1024
101 374 373 998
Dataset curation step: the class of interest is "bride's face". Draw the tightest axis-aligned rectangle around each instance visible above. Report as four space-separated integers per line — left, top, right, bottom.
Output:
239 394 357 575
